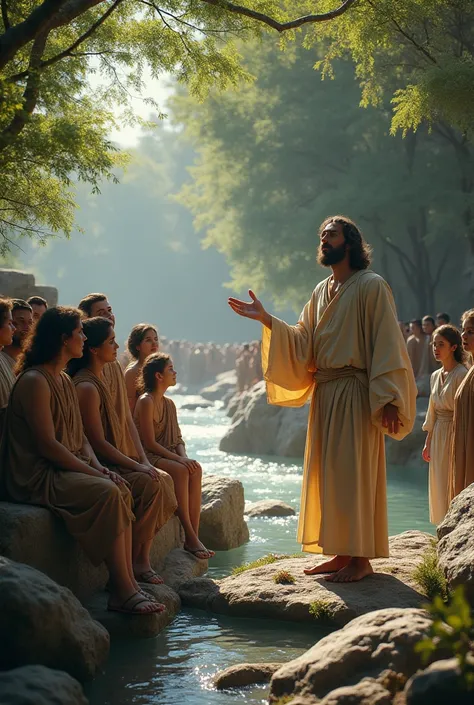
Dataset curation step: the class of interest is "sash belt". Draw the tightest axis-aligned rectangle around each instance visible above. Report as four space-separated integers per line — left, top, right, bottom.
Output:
314 366 368 387
435 410 453 421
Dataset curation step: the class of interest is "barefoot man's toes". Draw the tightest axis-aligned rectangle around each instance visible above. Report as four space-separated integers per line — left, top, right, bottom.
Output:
324 558 374 583
303 555 350 576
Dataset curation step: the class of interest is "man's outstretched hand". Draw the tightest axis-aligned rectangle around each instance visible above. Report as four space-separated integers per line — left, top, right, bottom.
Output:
228 290 272 328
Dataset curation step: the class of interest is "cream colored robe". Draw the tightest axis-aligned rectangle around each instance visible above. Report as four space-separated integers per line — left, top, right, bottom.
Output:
262 270 417 558
0 351 15 407
422 364 468 524
450 365 474 501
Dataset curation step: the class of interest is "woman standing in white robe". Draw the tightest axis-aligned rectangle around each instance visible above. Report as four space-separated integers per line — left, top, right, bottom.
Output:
422 325 468 524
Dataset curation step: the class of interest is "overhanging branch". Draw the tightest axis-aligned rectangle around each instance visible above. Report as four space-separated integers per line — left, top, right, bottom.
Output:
199 0 359 32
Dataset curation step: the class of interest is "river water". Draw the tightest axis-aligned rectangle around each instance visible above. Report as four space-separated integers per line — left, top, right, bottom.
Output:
86 396 433 705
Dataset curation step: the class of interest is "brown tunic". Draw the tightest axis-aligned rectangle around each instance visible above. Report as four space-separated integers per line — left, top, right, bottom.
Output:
134 395 185 466
74 365 177 541
0 367 134 566
0 351 15 407
450 365 474 500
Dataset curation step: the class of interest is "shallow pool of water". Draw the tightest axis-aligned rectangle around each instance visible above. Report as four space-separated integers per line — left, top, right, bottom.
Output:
86 397 433 705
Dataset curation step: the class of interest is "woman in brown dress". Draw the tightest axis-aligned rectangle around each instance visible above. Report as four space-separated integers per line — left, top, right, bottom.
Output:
134 352 214 559
450 309 474 500
124 324 159 413
0 307 162 614
69 317 177 586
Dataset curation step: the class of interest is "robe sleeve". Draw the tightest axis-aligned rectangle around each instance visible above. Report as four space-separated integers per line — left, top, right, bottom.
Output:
261 296 315 407
422 373 437 433
363 276 417 440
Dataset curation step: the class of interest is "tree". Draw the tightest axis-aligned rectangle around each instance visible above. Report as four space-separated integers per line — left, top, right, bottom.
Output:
174 39 470 317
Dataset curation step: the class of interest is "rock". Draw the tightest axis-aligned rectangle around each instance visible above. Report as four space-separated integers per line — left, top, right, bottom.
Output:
160 547 209 591
269 608 432 703
0 502 182 600
214 662 284 690
319 679 393 704
220 383 427 466
226 391 244 418
0 557 109 681
404 657 474 705
199 475 249 550
437 483 474 603
246 499 296 517
0 665 88 705
0 268 58 306
86 584 181 640
200 371 237 401
180 531 433 624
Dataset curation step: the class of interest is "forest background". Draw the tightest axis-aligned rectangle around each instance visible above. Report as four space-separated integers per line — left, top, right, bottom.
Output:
1 1 473 343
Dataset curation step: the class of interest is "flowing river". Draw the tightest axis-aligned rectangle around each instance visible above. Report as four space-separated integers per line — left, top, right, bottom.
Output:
86 396 433 705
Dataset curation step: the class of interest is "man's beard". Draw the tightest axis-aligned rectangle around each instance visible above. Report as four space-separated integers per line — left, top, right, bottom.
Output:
318 242 347 267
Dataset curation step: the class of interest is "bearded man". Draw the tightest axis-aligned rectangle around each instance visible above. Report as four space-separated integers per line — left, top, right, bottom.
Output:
229 216 416 582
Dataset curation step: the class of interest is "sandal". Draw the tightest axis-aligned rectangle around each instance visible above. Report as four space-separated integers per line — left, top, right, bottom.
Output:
108 591 166 615
134 570 164 585
184 545 212 560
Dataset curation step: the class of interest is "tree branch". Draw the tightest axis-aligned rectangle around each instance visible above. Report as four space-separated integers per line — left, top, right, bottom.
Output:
1 0 10 30
198 0 359 32
8 0 125 82
0 0 68 69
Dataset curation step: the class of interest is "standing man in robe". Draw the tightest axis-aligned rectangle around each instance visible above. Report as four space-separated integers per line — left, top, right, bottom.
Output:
228 215 416 583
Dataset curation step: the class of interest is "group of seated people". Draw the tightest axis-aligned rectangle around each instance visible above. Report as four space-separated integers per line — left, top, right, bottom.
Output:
417 313 474 526
0 293 214 616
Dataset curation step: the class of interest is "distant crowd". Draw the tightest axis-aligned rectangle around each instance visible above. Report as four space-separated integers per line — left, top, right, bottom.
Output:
399 312 451 395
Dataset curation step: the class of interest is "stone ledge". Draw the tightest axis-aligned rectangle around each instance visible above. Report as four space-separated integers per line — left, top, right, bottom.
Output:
0 502 183 600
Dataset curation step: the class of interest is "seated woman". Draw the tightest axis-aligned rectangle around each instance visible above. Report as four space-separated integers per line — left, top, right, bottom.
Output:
450 309 474 500
422 325 468 524
124 324 159 413
0 298 16 408
69 317 177 586
134 353 214 560
0 307 161 614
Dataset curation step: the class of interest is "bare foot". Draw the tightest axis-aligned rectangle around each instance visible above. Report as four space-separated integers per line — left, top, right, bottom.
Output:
303 555 350 576
325 557 374 583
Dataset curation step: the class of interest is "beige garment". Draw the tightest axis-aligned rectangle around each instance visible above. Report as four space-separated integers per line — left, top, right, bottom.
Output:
134 395 185 466
76 365 177 540
422 364 468 524
0 367 134 565
422 335 440 376
0 351 15 407
407 335 426 379
262 270 417 558
450 364 474 501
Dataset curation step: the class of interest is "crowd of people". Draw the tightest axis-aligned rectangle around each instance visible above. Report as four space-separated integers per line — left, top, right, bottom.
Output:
0 273 473 593
0 293 215 617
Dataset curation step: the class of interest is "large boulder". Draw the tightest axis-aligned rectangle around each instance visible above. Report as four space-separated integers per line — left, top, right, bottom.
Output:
199 475 249 550
269 608 432 703
0 557 109 681
214 662 284 690
180 531 433 624
246 499 296 517
437 483 474 603
0 502 182 600
160 547 209 591
221 383 426 465
318 679 393 704
0 665 88 705
200 370 237 401
404 658 474 705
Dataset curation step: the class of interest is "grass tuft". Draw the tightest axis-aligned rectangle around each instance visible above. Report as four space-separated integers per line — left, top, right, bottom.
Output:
309 599 336 621
232 553 305 576
273 570 296 585
412 547 448 602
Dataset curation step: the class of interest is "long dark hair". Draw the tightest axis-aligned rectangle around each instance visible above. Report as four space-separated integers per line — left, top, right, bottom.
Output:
127 323 159 360
18 306 81 374
66 317 113 377
138 352 171 394
319 215 372 270
435 324 467 365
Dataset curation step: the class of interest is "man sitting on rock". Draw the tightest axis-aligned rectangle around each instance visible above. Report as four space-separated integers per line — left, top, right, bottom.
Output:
2 299 33 370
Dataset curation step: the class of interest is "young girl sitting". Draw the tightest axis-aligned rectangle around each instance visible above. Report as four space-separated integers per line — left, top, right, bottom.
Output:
134 353 214 560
